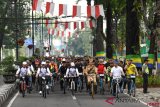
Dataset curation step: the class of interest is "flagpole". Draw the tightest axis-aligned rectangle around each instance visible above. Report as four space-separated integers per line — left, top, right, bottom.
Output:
32 0 34 56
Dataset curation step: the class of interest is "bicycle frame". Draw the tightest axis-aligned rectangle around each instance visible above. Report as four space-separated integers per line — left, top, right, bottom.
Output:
99 74 105 94
20 76 26 98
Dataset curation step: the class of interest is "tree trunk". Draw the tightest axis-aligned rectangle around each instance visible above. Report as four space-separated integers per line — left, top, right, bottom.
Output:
106 0 113 58
95 16 105 52
126 0 140 55
94 0 104 56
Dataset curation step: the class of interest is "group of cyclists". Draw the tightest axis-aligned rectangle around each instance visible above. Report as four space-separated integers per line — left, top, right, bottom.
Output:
15 56 139 97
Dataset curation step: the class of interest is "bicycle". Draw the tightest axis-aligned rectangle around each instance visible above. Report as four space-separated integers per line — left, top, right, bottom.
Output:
42 76 49 98
113 76 121 98
129 75 136 97
50 73 55 92
77 73 83 92
68 76 76 96
20 76 26 98
99 74 105 95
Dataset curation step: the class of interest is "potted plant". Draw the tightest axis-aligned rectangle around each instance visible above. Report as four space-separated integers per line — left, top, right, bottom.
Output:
0 56 17 83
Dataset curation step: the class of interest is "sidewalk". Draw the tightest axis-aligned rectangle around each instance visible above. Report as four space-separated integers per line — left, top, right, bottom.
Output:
0 84 16 107
136 88 160 102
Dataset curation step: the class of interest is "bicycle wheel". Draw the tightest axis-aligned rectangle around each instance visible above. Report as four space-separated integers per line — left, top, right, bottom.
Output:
35 79 39 91
63 79 66 94
91 82 94 99
78 79 82 92
116 84 119 98
132 82 136 97
71 81 75 95
21 82 25 97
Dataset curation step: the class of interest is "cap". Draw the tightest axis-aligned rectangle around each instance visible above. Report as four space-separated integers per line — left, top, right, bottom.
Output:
114 60 119 64
41 62 46 65
62 58 66 62
22 62 27 65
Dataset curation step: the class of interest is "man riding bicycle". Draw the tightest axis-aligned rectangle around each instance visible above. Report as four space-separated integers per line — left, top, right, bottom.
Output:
110 61 125 96
124 59 138 94
85 58 98 94
66 62 79 92
16 62 31 93
36 61 51 94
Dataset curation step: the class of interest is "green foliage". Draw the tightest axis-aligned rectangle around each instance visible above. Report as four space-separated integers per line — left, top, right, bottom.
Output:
136 75 160 88
0 56 16 74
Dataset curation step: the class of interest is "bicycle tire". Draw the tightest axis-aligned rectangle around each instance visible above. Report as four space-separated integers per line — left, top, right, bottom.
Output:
78 79 82 92
132 82 136 97
91 82 94 99
22 82 25 98
116 84 119 98
71 81 75 95
51 79 54 92
63 80 66 94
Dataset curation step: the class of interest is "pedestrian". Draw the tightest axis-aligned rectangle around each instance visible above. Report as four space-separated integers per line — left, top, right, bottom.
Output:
142 59 149 93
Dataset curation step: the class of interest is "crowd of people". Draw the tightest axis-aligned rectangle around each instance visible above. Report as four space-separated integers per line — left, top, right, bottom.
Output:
15 56 150 97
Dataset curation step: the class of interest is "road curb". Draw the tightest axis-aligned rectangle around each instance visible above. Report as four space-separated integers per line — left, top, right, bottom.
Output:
0 83 16 107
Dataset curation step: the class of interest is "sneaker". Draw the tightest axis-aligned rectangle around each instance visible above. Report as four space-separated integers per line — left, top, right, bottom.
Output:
39 91 42 94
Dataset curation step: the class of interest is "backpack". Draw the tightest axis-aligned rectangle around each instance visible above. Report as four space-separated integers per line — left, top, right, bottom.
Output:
97 64 105 74
68 67 77 76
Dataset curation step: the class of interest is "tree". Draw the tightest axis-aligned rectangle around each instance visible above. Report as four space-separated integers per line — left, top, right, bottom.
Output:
0 0 30 60
126 0 140 55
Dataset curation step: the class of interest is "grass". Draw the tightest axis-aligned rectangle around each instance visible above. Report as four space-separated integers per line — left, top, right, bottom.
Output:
136 75 160 88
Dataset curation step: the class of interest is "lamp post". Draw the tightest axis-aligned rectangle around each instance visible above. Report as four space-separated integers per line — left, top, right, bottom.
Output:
14 0 18 61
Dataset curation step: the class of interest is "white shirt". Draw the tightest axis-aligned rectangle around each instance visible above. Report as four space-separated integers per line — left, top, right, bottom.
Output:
66 67 79 77
111 66 124 79
16 67 31 77
36 67 51 77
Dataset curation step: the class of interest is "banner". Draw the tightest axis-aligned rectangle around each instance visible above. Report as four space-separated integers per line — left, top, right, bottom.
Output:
126 55 142 67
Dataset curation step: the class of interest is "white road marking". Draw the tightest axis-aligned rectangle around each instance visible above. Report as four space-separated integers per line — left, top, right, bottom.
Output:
72 95 77 100
7 92 19 107
124 93 152 107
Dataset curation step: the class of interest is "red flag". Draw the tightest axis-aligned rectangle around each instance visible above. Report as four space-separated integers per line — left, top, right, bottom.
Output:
59 4 67 16
87 6 91 17
62 31 64 37
46 19 49 27
59 4 63 16
57 31 60 36
68 32 71 38
32 0 38 10
52 30 54 35
81 22 85 29
65 22 68 30
72 5 81 17
74 22 78 30
32 0 42 11
46 2 50 14
95 5 100 19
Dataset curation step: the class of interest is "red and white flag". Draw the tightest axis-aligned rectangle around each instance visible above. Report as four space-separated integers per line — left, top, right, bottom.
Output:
89 20 96 28
87 5 105 18
64 22 68 30
32 0 43 11
72 5 81 17
68 32 71 38
81 22 85 29
59 4 67 16
74 22 79 30
46 2 55 15
95 5 105 18
62 31 64 37
52 29 55 35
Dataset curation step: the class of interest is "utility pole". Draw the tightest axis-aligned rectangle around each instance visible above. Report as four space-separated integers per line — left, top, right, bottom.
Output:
32 0 34 56
15 0 18 61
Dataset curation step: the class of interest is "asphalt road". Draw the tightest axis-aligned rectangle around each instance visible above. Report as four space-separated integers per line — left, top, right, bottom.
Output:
6 82 148 107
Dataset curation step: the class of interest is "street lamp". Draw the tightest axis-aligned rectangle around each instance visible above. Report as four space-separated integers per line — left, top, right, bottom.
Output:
14 0 19 61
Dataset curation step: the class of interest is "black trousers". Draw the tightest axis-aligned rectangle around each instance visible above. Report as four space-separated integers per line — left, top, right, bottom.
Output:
143 73 148 93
